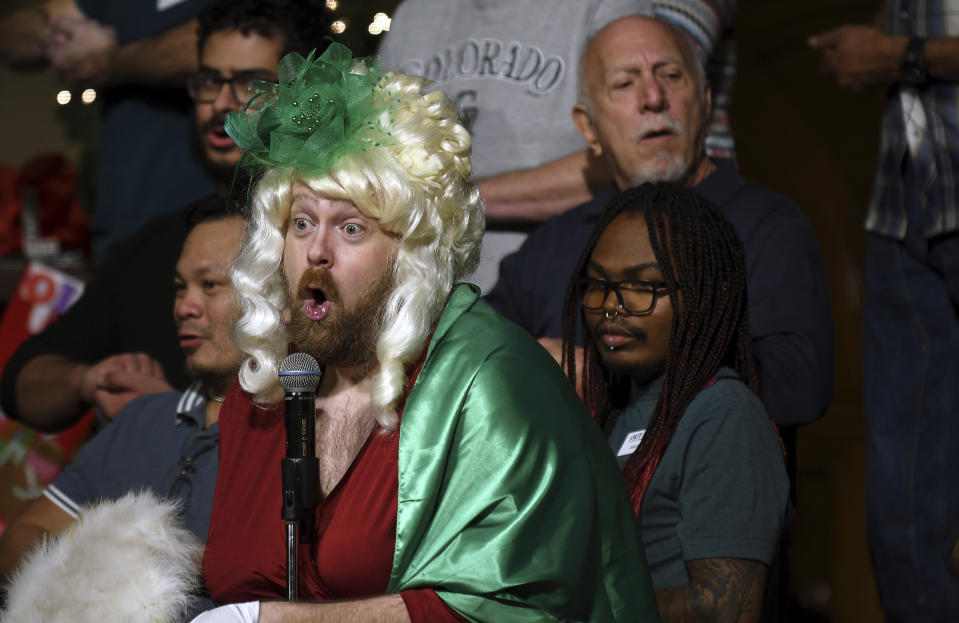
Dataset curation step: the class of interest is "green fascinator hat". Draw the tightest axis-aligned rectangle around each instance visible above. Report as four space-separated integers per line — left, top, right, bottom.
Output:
225 42 390 177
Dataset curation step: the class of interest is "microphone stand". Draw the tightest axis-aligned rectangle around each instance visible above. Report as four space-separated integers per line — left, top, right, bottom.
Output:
281 450 317 600
278 354 321 601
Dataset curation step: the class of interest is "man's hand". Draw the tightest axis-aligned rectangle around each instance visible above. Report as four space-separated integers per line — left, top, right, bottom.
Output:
15 352 172 431
79 353 173 419
190 602 260 622
0 0 84 71
44 14 117 86
809 25 905 90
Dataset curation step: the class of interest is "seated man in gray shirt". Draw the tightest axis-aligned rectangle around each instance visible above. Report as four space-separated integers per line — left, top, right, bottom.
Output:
563 183 789 622
0 199 247 607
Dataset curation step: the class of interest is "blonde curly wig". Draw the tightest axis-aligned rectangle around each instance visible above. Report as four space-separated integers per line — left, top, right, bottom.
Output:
230 70 484 429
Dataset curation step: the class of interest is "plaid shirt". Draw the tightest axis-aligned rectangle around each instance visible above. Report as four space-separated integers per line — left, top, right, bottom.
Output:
867 0 959 239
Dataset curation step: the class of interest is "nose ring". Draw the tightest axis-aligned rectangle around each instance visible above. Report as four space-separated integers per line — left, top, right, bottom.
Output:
603 310 618 320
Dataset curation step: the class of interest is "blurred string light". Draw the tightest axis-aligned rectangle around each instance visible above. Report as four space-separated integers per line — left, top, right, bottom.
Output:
56 89 98 105
325 0 337 9
331 19 346 34
368 12 391 35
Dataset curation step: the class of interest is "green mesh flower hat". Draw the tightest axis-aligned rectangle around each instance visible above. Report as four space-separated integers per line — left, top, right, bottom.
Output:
225 42 391 177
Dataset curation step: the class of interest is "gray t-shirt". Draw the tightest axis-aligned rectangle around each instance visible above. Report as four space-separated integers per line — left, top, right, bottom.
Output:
378 0 650 292
608 368 789 588
46 384 218 541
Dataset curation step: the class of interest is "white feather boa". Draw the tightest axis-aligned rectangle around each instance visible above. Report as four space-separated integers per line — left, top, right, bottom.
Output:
1 490 204 623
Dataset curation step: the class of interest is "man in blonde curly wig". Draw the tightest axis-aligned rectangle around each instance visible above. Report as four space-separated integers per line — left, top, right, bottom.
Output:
192 43 658 623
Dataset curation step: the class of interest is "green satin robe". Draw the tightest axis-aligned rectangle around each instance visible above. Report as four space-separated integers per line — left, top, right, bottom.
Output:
387 284 659 622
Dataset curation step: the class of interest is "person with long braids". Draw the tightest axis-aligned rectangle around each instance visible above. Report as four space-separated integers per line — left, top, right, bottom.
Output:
563 183 789 622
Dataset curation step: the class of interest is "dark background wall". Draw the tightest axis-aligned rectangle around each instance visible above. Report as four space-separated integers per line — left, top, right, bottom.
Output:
735 1 884 620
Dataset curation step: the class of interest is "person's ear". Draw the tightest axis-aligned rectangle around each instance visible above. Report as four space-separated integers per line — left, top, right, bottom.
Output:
573 104 603 158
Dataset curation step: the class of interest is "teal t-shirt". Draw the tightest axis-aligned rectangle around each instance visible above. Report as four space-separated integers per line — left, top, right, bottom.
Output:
608 367 790 588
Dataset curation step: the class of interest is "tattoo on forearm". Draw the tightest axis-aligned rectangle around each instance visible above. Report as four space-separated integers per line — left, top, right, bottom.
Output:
655 558 767 623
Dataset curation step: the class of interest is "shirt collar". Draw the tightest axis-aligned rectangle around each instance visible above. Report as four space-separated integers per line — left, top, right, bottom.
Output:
175 380 208 427
627 365 740 409
629 374 665 408
693 157 744 207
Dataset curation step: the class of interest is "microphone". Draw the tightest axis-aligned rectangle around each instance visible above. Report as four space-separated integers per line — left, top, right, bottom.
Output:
279 352 321 459
278 353 321 549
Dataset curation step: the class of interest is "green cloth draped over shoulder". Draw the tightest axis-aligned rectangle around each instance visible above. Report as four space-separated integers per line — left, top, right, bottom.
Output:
389 284 660 622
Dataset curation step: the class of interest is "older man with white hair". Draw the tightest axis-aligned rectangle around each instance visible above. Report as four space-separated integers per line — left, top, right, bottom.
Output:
486 15 834 434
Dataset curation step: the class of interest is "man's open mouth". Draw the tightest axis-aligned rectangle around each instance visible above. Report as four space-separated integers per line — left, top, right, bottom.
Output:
641 128 674 140
304 288 331 321
205 125 236 149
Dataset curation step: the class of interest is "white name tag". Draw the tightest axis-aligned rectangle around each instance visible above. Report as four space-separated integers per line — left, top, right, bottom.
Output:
157 0 189 11
616 429 645 457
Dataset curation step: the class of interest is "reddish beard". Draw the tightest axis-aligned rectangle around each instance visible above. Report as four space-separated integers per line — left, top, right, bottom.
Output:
286 267 395 370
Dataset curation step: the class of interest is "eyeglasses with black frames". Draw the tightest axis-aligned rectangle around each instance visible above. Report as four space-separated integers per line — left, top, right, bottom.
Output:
186 70 274 103
576 277 670 315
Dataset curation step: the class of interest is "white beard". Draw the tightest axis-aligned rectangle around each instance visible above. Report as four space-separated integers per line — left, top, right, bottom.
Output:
627 113 694 185
1 491 203 623
630 150 690 185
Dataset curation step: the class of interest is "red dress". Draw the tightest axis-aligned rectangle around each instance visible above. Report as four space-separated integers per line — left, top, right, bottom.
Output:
202 382 463 621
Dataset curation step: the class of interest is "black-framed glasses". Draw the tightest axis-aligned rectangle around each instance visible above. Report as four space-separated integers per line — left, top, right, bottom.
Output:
187 70 274 103
576 277 670 315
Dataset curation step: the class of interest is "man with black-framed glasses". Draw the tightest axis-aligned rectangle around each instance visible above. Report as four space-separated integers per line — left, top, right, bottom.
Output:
186 0 335 186
1 0 333 435
187 26 281 183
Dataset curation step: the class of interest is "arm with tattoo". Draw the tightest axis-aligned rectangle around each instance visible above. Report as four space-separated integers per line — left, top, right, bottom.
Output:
655 558 767 623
